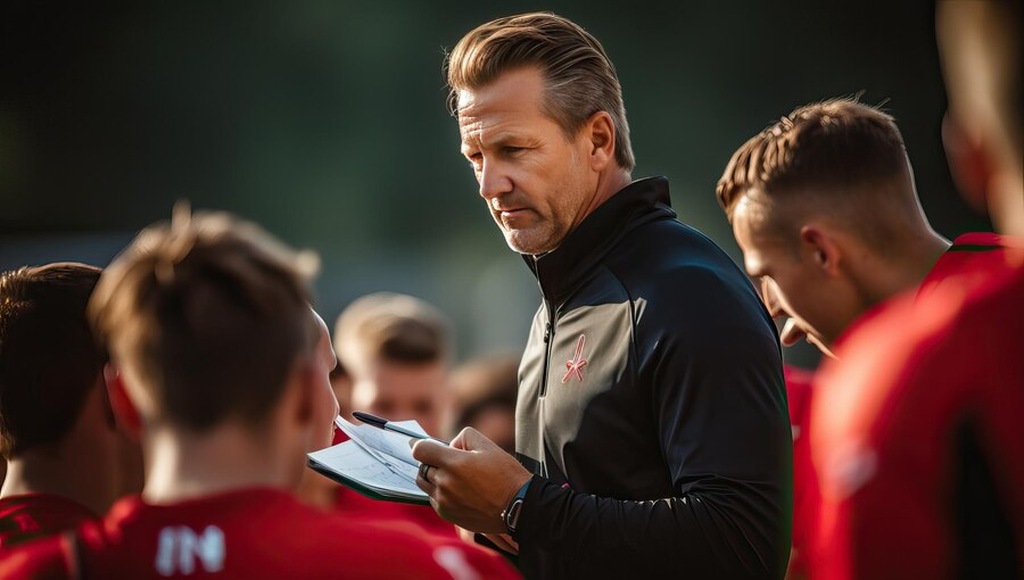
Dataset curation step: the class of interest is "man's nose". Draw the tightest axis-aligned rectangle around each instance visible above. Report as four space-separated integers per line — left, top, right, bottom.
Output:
478 159 513 200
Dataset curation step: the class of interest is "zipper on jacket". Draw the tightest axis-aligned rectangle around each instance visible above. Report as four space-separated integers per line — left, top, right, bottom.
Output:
539 301 554 397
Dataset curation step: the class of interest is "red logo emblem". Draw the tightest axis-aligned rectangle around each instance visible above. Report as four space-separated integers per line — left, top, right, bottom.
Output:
562 334 588 383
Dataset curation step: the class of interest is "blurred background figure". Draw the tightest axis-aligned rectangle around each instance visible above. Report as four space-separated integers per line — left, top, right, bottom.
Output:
936 0 1022 236
447 352 519 454
328 291 465 539
335 291 454 438
0 263 142 549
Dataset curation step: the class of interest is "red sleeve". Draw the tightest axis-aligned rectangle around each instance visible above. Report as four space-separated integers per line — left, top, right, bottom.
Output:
0 533 73 580
784 364 816 580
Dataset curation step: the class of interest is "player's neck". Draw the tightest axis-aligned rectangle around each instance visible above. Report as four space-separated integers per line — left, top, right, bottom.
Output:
1 387 123 515
1 447 108 515
142 421 296 504
858 229 951 305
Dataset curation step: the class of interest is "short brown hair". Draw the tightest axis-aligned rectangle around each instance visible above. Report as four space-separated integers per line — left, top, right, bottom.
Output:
334 292 452 375
446 11 635 172
716 98 912 224
88 210 320 432
0 263 104 458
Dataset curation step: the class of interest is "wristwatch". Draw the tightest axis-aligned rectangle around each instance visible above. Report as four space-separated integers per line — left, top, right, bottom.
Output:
501 479 531 535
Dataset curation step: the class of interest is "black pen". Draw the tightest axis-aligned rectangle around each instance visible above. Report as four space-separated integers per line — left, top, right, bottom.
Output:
352 411 449 445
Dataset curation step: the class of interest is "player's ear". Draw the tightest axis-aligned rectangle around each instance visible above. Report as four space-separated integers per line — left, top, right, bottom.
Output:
799 225 842 276
104 363 142 440
582 111 616 172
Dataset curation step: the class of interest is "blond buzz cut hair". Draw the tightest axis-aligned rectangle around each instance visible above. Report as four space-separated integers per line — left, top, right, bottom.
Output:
334 292 453 377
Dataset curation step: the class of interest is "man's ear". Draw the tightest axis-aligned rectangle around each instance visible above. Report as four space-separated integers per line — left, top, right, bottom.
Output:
799 225 842 276
582 111 616 171
942 114 991 213
104 364 142 440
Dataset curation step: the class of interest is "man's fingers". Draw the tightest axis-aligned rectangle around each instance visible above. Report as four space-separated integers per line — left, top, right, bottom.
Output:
452 426 497 452
411 438 454 466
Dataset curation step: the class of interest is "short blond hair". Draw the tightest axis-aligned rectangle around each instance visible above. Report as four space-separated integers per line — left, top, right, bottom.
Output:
446 12 634 172
716 99 911 218
715 99 927 252
334 292 453 376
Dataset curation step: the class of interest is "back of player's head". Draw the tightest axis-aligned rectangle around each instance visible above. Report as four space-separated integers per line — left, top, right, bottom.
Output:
716 98 923 247
334 292 453 375
0 263 104 459
88 209 320 432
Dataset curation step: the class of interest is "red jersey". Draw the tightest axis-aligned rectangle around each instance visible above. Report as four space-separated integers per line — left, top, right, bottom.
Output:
784 364 816 580
334 485 460 539
917 232 1024 299
0 493 96 550
0 487 521 579
811 238 1024 579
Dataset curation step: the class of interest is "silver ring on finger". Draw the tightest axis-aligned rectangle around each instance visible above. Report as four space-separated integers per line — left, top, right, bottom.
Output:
419 463 432 484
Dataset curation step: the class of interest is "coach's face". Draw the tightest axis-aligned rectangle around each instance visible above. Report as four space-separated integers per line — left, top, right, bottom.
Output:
458 66 599 255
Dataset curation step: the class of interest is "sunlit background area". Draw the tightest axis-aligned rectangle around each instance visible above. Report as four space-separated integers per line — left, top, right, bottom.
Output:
1 0 989 370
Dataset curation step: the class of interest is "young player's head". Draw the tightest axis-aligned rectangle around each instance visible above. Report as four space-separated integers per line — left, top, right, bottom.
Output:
716 98 940 351
0 263 105 460
88 210 332 456
1 262 142 512
334 292 453 437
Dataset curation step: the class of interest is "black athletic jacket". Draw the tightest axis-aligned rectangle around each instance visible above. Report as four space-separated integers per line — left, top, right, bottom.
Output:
512 177 792 579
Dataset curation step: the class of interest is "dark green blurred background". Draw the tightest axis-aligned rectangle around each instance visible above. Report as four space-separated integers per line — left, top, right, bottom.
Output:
0 0 990 370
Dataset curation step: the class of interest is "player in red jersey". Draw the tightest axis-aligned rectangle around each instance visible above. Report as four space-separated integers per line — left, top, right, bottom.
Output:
331 292 463 538
0 263 142 549
716 96 1023 578
812 263 1024 579
0 210 518 579
810 1 1024 576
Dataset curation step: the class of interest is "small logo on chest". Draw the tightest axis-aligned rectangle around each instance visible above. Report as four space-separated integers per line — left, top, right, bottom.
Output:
561 334 589 383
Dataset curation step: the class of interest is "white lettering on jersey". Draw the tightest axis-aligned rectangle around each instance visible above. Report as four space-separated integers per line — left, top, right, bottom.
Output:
433 546 481 580
154 525 226 576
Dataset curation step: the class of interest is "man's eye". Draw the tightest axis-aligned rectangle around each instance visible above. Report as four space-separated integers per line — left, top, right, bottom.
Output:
503 146 524 155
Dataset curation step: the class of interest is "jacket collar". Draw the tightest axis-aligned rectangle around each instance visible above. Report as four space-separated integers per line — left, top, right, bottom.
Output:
524 176 675 304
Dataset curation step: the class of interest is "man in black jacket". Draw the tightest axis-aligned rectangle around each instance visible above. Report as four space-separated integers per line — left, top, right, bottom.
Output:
412 12 791 578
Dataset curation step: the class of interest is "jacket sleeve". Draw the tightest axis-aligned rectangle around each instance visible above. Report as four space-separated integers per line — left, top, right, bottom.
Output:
514 271 793 579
